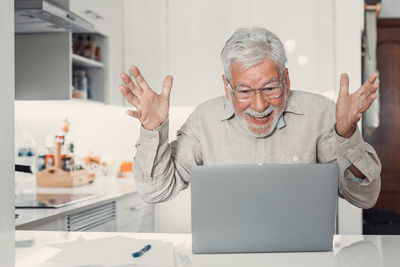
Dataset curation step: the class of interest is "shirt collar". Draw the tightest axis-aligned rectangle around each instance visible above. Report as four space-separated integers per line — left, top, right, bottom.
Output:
220 96 236 121
283 91 304 116
220 90 304 122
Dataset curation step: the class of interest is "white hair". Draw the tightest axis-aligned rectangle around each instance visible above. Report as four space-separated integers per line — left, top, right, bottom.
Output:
221 27 287 81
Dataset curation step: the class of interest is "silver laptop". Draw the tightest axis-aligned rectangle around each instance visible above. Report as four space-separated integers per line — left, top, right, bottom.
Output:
191 163 339 254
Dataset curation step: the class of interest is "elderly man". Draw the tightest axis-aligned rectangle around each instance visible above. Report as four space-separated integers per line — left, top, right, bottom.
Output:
119 27 381 208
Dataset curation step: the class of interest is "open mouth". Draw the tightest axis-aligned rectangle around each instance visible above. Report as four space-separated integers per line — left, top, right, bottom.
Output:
247 112 273 123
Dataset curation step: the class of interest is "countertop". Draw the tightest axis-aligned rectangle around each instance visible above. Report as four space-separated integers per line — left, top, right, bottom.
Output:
15 231 400 267
15 176 137 229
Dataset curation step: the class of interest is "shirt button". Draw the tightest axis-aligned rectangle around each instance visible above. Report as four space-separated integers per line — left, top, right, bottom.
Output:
347 148 353 154
293 156 298 162
257 162 263 166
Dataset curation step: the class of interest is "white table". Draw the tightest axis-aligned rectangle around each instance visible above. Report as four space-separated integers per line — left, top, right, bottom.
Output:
15 231 400 267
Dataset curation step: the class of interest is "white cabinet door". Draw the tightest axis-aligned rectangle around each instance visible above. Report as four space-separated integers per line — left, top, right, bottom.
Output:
15 33 71 100
23 216 68 231
168 0 336 105
122 0 168 102
69 0 108 35
116 194 154 232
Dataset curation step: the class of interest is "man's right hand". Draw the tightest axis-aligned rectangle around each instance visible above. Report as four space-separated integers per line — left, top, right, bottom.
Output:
119 65 173 130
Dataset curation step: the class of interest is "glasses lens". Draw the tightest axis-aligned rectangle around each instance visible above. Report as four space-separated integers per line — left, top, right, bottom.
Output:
236 90 253 100
261 87 281 99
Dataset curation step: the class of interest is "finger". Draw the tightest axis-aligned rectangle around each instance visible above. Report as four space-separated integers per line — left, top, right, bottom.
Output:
161 75 173 99
366 72 379 85
360 73 379 95
361 82 379 97
130 65 151 91
120 72 142 97
126 109 140 119
359 93 378 113
119 84 140 107
339 73 349 97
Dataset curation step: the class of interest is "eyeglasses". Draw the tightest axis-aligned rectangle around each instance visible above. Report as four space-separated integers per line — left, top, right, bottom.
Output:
227 78 283 102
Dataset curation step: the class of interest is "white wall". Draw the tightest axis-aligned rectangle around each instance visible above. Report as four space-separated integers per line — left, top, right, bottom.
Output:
0 0 15 265
123 0 365 233
334 0 364 235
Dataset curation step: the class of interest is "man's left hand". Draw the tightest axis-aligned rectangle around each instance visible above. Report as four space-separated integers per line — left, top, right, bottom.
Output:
335 72 379 138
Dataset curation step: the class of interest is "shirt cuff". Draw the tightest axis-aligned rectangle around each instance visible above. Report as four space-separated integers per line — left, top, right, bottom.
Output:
334 123 365 163
334 123 372 185
139 118 169 144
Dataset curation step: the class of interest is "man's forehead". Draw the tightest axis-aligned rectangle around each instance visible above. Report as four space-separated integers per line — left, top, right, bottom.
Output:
231 60 280 75
230 60 281 86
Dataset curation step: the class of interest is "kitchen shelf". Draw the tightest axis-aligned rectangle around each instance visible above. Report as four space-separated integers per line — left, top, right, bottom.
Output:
72 54 104 68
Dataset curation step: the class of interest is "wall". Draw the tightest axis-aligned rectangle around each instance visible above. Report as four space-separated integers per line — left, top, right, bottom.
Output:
0 0 15 265
14 101 193 170
334 0 364 235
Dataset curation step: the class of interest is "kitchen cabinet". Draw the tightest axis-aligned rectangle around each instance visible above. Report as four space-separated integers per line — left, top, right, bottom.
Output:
69 0 108 36
15 0 125 106
16 192 154 233
23 215 67 231
70 0 125 106
15 32 108 102
116 194 154 232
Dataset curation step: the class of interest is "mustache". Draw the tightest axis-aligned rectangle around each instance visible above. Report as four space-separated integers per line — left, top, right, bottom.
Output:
243 106 275 117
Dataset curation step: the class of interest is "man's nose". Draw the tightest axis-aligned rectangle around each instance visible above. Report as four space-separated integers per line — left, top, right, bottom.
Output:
251 92 269 112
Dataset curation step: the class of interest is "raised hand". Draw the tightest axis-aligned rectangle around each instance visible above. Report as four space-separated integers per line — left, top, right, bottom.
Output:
335 72 379 138
119 65 173 130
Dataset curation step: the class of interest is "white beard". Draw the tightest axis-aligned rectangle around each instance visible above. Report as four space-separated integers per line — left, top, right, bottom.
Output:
233 96 287 138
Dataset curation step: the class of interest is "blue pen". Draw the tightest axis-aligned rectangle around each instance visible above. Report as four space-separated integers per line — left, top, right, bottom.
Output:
132 244 152 258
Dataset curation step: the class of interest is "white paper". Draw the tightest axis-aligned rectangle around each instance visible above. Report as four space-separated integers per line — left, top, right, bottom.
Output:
46 235 174 267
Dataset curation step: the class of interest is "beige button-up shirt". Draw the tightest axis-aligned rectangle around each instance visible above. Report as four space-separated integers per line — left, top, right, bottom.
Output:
133 90 381 208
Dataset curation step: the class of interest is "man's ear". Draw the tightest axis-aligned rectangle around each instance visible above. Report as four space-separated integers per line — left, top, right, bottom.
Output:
222 74 230 99
284 68 291 95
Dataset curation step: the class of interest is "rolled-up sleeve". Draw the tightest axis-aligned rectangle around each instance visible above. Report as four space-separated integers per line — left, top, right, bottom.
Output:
334 126 381 209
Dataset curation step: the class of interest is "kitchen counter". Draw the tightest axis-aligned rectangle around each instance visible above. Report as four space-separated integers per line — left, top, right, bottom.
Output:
15 176 138 230
15 231 400 267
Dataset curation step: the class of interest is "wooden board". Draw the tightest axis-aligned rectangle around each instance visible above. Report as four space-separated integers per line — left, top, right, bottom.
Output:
36 167 95 188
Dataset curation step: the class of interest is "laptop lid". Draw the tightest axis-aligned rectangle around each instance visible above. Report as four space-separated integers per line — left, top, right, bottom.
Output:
191 163 339 254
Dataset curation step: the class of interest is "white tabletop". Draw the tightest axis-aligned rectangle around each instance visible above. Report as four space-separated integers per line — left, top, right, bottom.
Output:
15 231 400 267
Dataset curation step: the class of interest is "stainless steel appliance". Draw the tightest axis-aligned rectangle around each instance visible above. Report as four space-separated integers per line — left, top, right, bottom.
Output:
15 0 94 33
15 193 101 208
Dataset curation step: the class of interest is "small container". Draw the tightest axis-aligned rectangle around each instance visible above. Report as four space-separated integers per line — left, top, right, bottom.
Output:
45 153 54 167
72 69 88 100
95 46 101 62
37 154 46 171
62 156 73 171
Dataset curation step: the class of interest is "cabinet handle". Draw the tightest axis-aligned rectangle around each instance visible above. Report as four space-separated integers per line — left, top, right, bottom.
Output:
66 13 76 21
129 205 146 211
85 10 104 20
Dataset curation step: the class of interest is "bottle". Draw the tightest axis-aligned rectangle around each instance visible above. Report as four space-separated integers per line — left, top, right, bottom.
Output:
15 130 37 194
44 135 55 168
37 149 46 171
84 35 96 59
59 118 75 172
16 130 37 173
72 69 88 100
